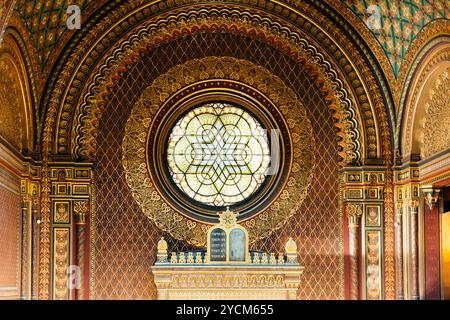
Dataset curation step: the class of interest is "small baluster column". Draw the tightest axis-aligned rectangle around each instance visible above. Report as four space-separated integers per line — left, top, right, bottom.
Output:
408 200 419 300
395 202 404 300
347 204 363 300
73 200 89 300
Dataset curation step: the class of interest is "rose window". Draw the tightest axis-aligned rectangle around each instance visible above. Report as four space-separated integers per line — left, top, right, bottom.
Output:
167 102 271 206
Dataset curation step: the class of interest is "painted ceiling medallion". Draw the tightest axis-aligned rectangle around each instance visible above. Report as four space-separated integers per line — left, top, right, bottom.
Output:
122 56 315 246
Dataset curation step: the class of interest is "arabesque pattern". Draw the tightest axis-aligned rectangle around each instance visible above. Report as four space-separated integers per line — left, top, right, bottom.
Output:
345 0 449 76
92 32 342 300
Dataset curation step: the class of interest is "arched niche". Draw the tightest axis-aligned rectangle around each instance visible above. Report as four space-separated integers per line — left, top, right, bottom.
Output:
0 31 34 155
401 40 450 161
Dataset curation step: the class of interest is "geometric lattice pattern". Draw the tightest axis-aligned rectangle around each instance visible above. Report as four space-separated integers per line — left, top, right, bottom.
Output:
345 0 449 76
14 0 91 68
0 185 20 287
93 32 343 300
167 103 270 206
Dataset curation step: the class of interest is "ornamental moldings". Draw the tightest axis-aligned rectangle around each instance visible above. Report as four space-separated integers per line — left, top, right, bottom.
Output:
0 59 23 151
40 4 367 166
170 274 285 289
420 71 450 159
122 56 315 247
36 0 394 300
73 8 360 165
400 43 450 156
0 0 14 45
397 20 450 110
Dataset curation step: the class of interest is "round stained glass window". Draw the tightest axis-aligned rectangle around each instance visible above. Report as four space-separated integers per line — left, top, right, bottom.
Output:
167 102 271 206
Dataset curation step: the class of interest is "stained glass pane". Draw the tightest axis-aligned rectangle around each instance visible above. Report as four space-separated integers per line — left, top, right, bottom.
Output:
167 102 271 206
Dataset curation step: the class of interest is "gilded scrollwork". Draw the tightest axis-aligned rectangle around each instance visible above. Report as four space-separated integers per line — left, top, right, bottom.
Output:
32 0 395 299
64 6 362 166
420 71 450 159
0 59 23 150
122 57 315 247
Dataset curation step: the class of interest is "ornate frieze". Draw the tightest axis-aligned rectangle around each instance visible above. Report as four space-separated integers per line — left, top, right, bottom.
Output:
366 231 382 300
43 3 369 165
0 59 23 151
52 228 70 300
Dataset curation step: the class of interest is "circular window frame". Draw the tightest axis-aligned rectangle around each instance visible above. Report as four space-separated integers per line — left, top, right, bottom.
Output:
164 101 272 208
149 87 289 224
122 57 315 246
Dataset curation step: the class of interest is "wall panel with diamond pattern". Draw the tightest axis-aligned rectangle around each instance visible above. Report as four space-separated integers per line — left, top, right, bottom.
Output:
0 166 21 299
92 32 342 300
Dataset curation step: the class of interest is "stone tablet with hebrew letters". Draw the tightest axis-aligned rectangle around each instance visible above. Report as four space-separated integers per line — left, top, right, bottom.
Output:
210 228 226 262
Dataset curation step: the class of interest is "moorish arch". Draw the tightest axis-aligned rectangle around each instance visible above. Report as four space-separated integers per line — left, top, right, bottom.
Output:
3 0 448 302
37 1 393 301
0 28 35 300
396 34 450 300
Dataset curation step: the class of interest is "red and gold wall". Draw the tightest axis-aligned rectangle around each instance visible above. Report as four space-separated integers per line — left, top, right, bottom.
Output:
0 166 20 299
92 32 343 300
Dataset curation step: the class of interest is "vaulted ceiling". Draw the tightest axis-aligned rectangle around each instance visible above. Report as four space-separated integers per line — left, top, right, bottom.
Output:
0 0 449 157
2 1 448 74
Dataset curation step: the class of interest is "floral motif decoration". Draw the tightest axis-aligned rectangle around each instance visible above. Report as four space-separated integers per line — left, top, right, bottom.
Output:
122 57 315 247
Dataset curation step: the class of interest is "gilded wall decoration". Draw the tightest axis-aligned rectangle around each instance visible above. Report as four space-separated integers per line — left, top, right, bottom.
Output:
0 0 14 45
421 71 450 159
0 173 20 299
399 40 450 156
13 0 92 69
396 20 450 110
33 0 392 300
0 59 23 151
48 5 364 165
52 228 70 300
344 0 449 77
122 56 315 247
366 206 381 227
53 202 70 224
92 32 343 299
0 0 434 304
366 231 382 300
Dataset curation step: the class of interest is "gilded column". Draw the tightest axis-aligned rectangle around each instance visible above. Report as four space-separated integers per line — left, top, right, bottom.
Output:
31 197 40 299
73 200 89 300
347 203 363 300
20 195 31 300
409 200 419 300
395 202 404 299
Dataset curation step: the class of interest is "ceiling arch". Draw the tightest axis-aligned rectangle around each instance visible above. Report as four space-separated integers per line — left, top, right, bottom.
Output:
0 31 35 154
0 0 14 45
36 1 394 170
399 39 450 160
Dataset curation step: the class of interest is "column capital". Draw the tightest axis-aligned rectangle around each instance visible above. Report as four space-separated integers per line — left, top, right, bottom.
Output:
346 203 363 227
421 186 440 210
407 199 419 211
73 200 89 225
21 195 31 208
